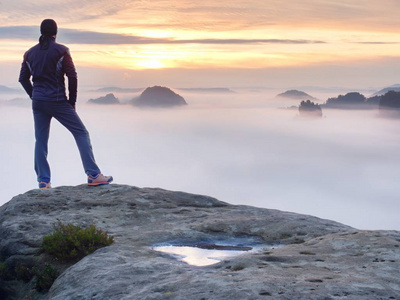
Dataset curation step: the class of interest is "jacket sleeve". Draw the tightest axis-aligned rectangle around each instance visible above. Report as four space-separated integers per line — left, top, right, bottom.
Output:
18 52 33 98
62 48 77 105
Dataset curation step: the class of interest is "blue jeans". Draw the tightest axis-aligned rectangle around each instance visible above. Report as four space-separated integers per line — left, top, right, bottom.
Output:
32 100 101 183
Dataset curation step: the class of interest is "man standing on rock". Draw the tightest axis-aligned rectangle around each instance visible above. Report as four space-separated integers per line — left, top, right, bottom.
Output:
18 19 113 189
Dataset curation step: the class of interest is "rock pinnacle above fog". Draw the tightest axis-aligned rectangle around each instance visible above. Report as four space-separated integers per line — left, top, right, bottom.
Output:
0 184 399 299
132 86 187 107
299 100 323 118
276 90 317 101
88 93 120 105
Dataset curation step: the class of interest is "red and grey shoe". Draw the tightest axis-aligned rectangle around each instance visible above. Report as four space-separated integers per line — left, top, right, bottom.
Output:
39 182 51 189
88 174 113 186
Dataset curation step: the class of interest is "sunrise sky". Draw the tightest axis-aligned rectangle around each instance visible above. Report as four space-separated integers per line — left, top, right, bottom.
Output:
1 1 400 231
1 0 400 89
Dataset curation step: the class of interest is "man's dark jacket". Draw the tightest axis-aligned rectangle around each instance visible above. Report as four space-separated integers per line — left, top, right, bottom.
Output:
19 37 77 105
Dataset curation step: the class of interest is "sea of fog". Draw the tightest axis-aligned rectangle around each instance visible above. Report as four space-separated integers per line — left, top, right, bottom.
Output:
1 90 399 230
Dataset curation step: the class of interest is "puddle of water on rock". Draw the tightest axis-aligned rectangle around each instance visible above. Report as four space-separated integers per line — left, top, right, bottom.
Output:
153 243 279 267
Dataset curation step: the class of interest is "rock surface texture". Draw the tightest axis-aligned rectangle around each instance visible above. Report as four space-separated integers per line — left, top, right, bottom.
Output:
0 184 399 299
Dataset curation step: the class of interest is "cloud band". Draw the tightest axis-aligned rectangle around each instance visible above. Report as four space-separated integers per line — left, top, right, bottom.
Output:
0 26 325 45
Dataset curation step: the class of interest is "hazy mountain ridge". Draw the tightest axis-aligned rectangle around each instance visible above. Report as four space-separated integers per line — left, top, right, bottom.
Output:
176 87 234 94
90 87 235 94
1 82 399 97
0 85 21 94
91 87 144 93
372 84 400 96
2 83 400 117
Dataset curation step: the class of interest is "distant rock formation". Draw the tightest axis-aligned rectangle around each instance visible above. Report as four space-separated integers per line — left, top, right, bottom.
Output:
0 184 399 299
365 95 381 106
323 92 367 109
132 86 187 108
320 92 381 110
88 93 120 105
298 100 323 118
372 84 400 96
276 90 317 101
379 90 400 118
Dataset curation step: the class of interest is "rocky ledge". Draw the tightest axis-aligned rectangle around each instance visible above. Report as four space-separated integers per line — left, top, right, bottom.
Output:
0 184 399 299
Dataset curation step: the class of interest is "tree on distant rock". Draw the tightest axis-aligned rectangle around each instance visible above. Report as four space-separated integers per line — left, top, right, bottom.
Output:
324 92 366 109
379 91 400 118
365 95 381 107
132 86 187 108
299 100 322 118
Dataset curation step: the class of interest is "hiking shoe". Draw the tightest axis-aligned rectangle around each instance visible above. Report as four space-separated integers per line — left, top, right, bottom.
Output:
39 182 51 189
88 174 113 186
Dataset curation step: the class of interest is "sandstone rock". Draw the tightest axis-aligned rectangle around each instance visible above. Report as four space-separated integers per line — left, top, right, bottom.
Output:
299 100 323 118
276 90 317 101
132 86 187 107
0 184 399 299
88 93 120 105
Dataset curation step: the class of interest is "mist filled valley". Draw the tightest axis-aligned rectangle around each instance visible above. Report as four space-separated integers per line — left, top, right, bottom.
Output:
1 89 399 230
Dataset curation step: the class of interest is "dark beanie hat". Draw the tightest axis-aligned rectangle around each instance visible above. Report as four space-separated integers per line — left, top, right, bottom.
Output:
40 19 58 37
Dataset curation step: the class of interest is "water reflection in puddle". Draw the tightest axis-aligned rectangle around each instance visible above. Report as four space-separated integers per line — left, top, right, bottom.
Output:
153 243 277 266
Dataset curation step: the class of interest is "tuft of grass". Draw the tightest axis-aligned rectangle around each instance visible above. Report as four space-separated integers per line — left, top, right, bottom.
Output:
34 264 59 292
15 264 35 282
42 221 114 262
280 233 292 239
299 251 316 255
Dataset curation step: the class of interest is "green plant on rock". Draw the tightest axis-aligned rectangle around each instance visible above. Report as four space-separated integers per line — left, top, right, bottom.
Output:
42 221 114 262
34 264 59 292
299 251 316 255
0 261 6 279
15 264 35 282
